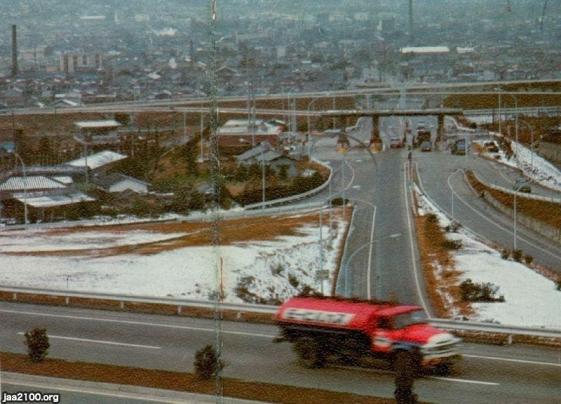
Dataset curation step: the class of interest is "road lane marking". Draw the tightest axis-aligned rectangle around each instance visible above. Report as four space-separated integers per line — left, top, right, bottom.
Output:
343 159 356 191
403 161 431 315
367 205 377 300
464 354 561 368
17 332 161 349
415 162 561 262
445 171 561 261
498 168 514 185
427 376 499 386
3 309 276 339
335 366 500 386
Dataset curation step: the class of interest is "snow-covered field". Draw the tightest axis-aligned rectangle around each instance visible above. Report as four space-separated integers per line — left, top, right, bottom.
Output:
471 131 561 192
0 212 347 304
0 228 188 252
416 187 561 329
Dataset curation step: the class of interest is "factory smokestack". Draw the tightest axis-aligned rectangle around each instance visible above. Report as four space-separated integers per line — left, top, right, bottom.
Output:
11 25 18 77
409 0 414 43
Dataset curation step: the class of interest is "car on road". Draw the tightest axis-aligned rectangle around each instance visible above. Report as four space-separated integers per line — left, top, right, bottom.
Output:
484 141 499 153
451 139 466 155
420 141 432 152
514 178 531 193
390 137 403 148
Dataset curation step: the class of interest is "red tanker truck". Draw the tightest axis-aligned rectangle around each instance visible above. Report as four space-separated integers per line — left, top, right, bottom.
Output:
274 296 461 374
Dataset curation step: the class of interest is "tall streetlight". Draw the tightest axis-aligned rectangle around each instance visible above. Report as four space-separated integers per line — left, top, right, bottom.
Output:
341 231 401 298
512 181 529 251
306 96 323 156
517 119 535 173
13 152 28 224
496 89 518 142
448 169 464 221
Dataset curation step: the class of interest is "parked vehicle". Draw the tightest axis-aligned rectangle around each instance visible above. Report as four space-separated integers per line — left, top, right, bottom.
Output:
274 296 461 374
514 178 531 193
390 136 404 148
414 130 431 148
420 141 432 152
451 139 466 155
484 141 499 153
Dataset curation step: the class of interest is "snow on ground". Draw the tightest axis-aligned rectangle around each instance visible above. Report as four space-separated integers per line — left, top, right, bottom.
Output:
0 214 347 304
473 133 561 192
0 229 188 252
453 234 561 329
509 140 561 191
415 187 561 329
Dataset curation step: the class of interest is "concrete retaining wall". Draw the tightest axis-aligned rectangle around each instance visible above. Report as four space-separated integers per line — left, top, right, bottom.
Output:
538 141 561 165
482 190 561 244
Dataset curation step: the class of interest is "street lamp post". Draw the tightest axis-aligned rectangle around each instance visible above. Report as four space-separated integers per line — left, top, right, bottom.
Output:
518 119 535 173
342 232 401 298
319 205 324 295
261 143 266 209
496 89 518 143
449 169 463 221
512 182 526 252
307 96 323 157
199 112 205 162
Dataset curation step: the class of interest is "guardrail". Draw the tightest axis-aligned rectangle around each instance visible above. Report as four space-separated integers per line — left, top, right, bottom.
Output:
0 286 277 315
429 318 561 340
465 106 561 116
2 285 560 342
470 171 561 204
244 159 333 210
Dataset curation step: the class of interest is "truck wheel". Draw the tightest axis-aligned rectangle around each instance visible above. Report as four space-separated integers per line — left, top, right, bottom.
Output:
393 351 420 378
434 363 452 376
294 337 325 368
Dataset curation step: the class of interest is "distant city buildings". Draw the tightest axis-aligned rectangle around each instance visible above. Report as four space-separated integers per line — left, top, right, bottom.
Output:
0 1 560 106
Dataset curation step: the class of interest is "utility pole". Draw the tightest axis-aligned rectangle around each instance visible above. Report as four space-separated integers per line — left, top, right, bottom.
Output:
319 206 324 295
199 112 204 162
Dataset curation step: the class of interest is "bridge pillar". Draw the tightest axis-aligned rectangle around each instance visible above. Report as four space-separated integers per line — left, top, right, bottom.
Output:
371 115 380 143
437 113 445 141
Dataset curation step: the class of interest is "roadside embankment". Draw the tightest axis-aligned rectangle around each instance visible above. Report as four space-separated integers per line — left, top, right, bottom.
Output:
465 170 561 246
0 352 394 404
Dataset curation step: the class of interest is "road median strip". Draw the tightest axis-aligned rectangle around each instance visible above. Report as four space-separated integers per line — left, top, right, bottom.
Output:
0 352 394 404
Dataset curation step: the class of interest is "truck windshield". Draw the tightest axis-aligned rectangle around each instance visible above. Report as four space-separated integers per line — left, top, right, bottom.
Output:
393 310 428 329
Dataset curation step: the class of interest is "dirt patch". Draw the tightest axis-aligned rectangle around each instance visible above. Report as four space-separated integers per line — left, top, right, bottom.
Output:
0 352 393 404
414 214 472 318
5 213 325 257
466 171 561 228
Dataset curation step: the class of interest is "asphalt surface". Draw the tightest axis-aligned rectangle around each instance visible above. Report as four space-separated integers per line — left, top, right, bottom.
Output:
414 149 561 274
1 373 261 404
1 302 560 404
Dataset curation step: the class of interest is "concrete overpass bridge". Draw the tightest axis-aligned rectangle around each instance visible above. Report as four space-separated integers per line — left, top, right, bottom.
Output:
319 108 464 143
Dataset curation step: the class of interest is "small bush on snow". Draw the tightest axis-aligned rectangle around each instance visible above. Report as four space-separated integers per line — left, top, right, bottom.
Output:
426 213 439 224
288 274 300 288
460 279 505 302
271 264 284 276
501 249 511 260
442 239 463 250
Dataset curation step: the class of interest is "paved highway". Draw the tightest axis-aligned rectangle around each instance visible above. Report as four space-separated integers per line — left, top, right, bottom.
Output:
414 150 561 274
1 302 559 403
